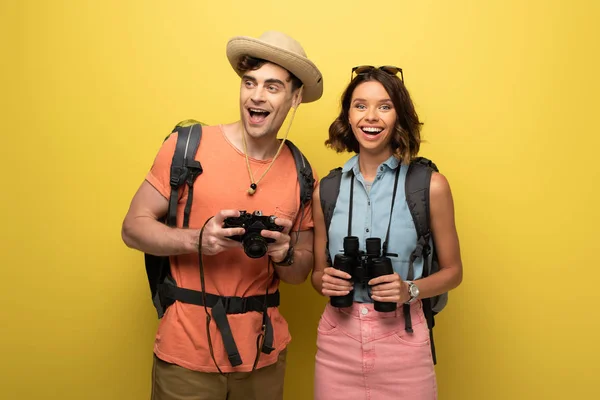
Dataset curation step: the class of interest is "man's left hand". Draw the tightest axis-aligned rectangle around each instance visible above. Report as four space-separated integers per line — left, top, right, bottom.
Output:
261 217 293 263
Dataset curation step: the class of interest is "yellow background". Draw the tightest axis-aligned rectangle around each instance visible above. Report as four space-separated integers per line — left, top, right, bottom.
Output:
2 0 599 399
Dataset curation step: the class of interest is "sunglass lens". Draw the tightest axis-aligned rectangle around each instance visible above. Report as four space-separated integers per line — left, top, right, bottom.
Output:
353 65 375 75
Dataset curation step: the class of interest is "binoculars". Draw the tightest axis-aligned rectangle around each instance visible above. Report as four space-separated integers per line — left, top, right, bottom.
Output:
330 236 397 312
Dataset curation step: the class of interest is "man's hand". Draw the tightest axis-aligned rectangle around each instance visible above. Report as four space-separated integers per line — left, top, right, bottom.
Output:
200 210 245 256
261 217 293 263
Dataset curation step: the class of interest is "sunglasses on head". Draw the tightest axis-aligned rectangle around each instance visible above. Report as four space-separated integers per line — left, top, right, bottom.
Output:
351 65 404 82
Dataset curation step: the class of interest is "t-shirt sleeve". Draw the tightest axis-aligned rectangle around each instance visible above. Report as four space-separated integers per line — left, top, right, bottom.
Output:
145 133 179 199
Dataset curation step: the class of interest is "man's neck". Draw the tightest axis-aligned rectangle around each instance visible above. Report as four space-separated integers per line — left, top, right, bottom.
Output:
222 121 280 160
358 150 393 181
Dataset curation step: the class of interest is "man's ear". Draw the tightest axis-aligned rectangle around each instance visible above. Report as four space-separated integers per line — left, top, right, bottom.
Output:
292 86 303 108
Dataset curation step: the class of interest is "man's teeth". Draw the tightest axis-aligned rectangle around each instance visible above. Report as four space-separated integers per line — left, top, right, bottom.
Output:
362 127 383 133
249 108 269 114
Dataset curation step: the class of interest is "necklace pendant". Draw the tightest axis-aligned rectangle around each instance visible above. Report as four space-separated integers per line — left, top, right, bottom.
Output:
248 183 257 195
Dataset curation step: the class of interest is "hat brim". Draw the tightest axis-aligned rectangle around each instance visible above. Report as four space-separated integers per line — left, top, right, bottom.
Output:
226 36 323 103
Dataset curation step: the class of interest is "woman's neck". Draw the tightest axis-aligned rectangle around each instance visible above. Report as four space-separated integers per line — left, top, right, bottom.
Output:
358 150 393 181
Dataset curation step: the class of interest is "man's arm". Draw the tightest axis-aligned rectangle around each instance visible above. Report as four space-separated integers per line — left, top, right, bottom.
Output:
274 229 314 285
121 181 199 256
121 181 245 256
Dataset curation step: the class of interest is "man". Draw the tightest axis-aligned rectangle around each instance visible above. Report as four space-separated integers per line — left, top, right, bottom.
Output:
121 31 323 400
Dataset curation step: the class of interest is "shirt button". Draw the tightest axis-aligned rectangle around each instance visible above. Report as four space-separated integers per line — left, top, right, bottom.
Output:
380 167 384 171
361 307 368 315
366 228 369 232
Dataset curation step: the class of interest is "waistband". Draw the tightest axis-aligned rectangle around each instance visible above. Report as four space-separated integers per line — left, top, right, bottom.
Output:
330 300 423 321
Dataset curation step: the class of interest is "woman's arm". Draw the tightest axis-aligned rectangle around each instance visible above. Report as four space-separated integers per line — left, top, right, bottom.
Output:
311 182 353 296
412 171 463 299
369 171 463 303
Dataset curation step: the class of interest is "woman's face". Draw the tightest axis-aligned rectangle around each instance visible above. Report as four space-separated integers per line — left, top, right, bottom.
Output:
348 80 397 156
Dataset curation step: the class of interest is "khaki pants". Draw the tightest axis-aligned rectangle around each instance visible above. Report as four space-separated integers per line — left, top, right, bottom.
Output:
151 349 287 400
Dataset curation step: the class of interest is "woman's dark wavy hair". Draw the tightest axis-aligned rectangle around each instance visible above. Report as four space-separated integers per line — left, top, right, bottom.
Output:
326 69 422 164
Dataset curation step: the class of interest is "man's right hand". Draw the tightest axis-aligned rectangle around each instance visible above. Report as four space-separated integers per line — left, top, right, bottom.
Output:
200 210 245 256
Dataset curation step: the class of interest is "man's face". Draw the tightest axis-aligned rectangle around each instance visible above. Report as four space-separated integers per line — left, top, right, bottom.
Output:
239 62 300 141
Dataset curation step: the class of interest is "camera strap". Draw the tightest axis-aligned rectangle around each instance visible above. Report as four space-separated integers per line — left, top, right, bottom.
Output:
347 165 401 255
193 217 277 374
348 165 412 332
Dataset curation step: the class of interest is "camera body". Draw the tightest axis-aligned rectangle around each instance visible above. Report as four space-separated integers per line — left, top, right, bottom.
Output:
223 210 283 258
330 237 397 312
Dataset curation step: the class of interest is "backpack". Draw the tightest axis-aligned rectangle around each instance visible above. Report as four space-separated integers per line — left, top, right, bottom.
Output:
319 156 447 364
142 119 315 368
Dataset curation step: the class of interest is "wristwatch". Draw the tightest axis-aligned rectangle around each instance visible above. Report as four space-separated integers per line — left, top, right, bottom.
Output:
273 246 294 266
405 281 420 304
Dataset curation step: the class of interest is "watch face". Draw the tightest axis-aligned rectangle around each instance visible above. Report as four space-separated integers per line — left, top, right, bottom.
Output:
410 284 419 297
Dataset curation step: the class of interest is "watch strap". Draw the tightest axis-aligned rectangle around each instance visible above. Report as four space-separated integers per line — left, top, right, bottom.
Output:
273 246 294 266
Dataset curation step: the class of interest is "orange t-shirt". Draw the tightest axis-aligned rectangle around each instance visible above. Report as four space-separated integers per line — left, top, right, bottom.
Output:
145 125 316 373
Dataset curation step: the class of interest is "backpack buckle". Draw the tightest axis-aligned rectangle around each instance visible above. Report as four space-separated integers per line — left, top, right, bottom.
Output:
170 166 188 188
225 296 247 314
184 160 203 186
421 234 432 257
413 241 425 258
301 170 313 202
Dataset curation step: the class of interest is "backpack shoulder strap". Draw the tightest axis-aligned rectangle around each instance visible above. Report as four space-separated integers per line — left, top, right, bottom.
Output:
319 167 343 265
405 157 438 242
145 122 203 319
166 123 203 227
320 167 343 236
405 157 442 365
284 139 314 206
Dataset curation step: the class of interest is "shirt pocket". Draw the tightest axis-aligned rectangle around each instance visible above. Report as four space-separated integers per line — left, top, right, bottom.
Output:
274 206 298 227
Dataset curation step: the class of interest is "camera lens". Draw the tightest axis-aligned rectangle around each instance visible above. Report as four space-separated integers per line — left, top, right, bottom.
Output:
243 234 268 258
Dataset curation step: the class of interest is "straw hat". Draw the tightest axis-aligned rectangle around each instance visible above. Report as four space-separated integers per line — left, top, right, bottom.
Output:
226 31 323 103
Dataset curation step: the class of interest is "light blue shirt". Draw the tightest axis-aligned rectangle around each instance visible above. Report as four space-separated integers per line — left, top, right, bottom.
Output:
327 154 426 303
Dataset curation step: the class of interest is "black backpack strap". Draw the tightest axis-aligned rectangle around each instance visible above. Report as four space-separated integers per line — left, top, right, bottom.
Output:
283 140 314 237
284 139 314 206
166 124 203 228
405 157 437 279
144 122 203 319
159 282 281 313
405 156 440 364
319 167 343 266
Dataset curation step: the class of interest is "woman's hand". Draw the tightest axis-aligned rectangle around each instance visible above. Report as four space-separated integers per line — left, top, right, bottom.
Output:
321 267 353 297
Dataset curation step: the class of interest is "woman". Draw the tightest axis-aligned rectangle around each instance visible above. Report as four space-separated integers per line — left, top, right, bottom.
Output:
311 66 463 400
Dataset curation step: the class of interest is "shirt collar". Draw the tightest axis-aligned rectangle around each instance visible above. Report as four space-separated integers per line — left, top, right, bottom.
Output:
341 154 400 174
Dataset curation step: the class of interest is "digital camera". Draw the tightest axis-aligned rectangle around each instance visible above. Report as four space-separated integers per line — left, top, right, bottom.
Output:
223 210 283 258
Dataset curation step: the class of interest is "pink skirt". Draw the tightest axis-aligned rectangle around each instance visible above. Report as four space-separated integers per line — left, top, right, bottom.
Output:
314 301 437 400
